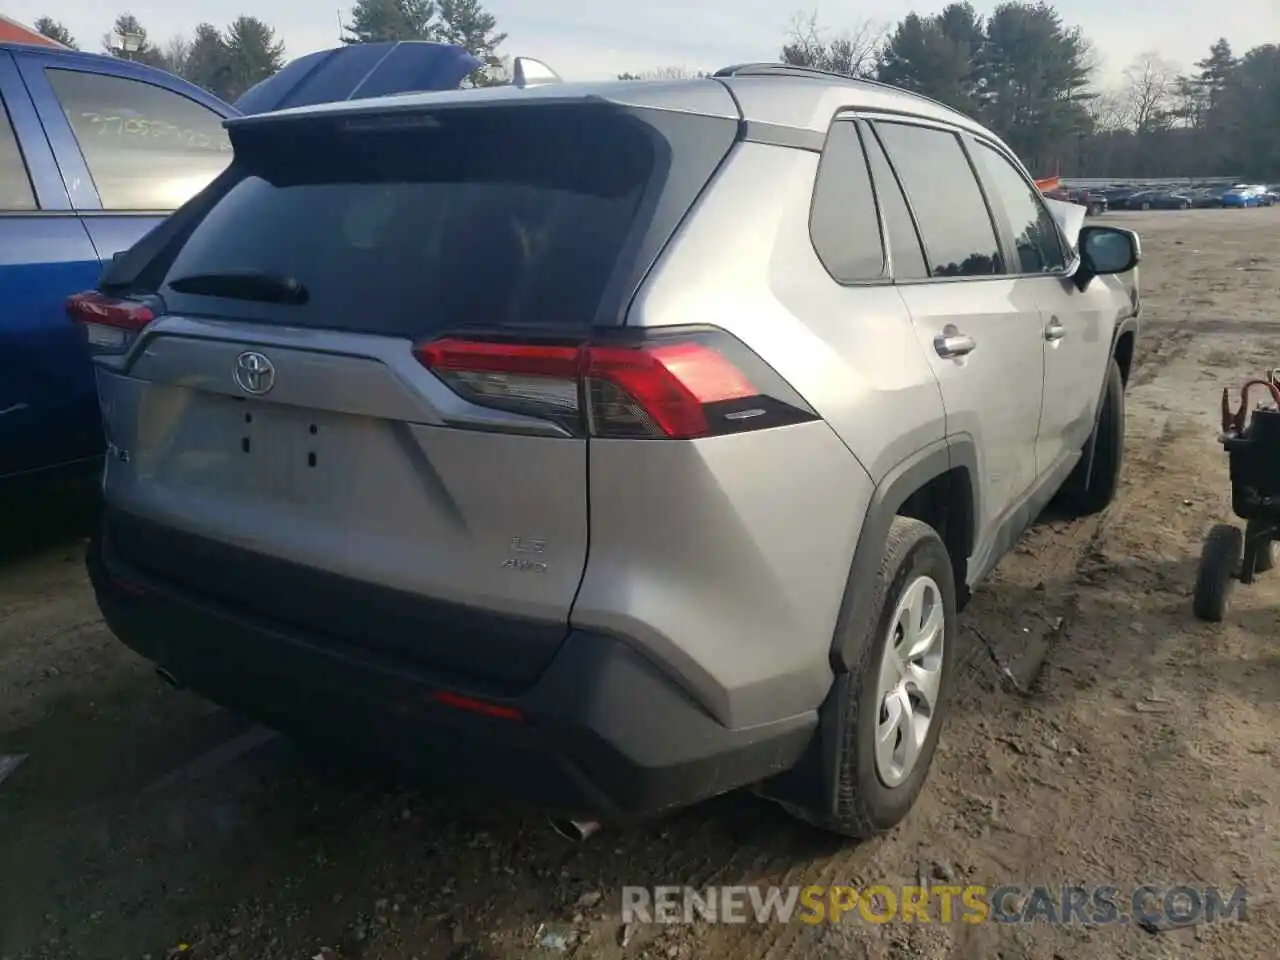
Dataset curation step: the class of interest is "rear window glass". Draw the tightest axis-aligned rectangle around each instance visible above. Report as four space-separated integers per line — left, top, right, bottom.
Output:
159 105 661 336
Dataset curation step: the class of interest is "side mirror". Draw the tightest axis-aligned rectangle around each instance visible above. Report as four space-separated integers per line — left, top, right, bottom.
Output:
1073 225 1140 291
512 57 562 89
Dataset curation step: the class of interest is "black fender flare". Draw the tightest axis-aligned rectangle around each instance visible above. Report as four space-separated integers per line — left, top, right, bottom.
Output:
1080 314 1139 479
1110 314 1139 388
828 435 978 673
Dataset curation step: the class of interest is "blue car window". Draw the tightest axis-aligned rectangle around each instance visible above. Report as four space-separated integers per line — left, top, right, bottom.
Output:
45 68 231 211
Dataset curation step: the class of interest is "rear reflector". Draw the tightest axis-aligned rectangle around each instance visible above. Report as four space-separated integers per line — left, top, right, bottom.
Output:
432 690 524 721
66 291 155 354
415 328 816 440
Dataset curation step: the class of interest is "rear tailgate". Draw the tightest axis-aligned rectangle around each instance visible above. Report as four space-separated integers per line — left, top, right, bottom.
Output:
91 96 740 690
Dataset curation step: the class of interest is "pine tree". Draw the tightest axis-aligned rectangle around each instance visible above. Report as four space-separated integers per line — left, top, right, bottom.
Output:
344 0 437 44
183 24 232 99
224 16 286 100
33 16 76 48
438 0 507 85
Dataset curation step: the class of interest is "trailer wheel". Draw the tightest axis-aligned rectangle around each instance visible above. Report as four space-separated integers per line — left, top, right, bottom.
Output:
1193 524 1242 622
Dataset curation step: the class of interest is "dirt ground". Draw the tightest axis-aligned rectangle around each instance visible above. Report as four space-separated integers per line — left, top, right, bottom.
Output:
3 208 1279 960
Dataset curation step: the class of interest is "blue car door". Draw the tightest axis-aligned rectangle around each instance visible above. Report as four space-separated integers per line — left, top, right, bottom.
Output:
0 50 102 480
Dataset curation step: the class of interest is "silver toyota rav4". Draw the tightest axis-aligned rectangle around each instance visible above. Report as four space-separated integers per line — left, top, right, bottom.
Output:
74 63 1140 839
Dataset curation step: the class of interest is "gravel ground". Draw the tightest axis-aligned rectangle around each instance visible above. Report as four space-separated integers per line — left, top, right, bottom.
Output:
2 208 1279 960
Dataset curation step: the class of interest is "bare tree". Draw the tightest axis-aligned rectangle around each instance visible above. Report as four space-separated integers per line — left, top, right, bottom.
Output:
616 66 707 81
781 10 885 79
162 34 191 76
1120 52 1181 133
1086 88 1132 131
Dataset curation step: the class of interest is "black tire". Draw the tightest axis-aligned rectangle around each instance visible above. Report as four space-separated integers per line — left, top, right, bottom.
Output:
1246 519 1276 574
1193 524 1243 622
1059 358 1125 516
790 517 957 839
1141 201 1152 210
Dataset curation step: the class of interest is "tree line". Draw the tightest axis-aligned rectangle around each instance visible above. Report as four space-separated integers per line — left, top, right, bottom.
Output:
32 0 506 103
32 3 1278 178
776 4 1279 179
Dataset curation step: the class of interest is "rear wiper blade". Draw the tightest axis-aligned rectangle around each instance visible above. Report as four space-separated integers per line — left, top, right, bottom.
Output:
167 270 309 305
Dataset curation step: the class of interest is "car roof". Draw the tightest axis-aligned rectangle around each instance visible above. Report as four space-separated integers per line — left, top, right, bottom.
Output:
0 40 125 66
228 63 1011 156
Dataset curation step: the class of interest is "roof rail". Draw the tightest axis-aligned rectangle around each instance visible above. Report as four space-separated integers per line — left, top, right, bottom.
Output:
713 62 959 117
713 63 850 82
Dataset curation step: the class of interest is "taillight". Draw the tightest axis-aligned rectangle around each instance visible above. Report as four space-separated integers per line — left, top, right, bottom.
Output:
66 291 155 354
415 328 817 439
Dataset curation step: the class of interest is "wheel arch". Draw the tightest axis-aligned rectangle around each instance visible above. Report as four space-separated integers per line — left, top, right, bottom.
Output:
1113 324 1137 387
829 437 978 673
757 437 978 818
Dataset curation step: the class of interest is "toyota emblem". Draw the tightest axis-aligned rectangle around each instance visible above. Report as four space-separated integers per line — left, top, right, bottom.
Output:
233 351 276 395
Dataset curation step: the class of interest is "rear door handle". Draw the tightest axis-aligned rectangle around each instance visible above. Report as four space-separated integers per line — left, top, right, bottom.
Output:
1045 317 1066 342
934 327 977 359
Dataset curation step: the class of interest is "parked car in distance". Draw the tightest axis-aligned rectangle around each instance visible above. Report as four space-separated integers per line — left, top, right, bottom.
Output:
1095 186 1143 208
1190 187 1226 208
0 40 480 493
1110 188 1193 211
77 62 1142 840
1051 187 1107 215
1221 185 1266 208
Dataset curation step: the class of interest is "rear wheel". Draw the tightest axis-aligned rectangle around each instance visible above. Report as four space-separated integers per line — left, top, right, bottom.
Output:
1059 359 1125 516
789 517 956 839
1193 525 1243 622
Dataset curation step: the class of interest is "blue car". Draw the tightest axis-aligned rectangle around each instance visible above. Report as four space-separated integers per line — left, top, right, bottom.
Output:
0 40 478 491
1221 185 1266 208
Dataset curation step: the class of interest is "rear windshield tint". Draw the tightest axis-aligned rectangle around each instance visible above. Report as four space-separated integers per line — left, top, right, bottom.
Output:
158 104 673 337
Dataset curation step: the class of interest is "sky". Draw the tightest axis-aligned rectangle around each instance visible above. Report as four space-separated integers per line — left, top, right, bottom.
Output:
8 0 1276 87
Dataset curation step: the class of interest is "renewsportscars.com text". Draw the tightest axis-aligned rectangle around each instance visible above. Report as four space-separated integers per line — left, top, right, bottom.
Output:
621 884 1247 926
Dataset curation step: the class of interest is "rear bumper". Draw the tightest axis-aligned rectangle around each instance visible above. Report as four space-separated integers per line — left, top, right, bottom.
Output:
88 522 816 819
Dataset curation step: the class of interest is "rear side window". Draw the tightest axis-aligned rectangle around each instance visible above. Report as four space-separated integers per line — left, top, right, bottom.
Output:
862 126 927 281
45 69 231 211
810 121 885 282
0 95 35 210
970 140 1065 274
873 122 1003 279
157 104 723 336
